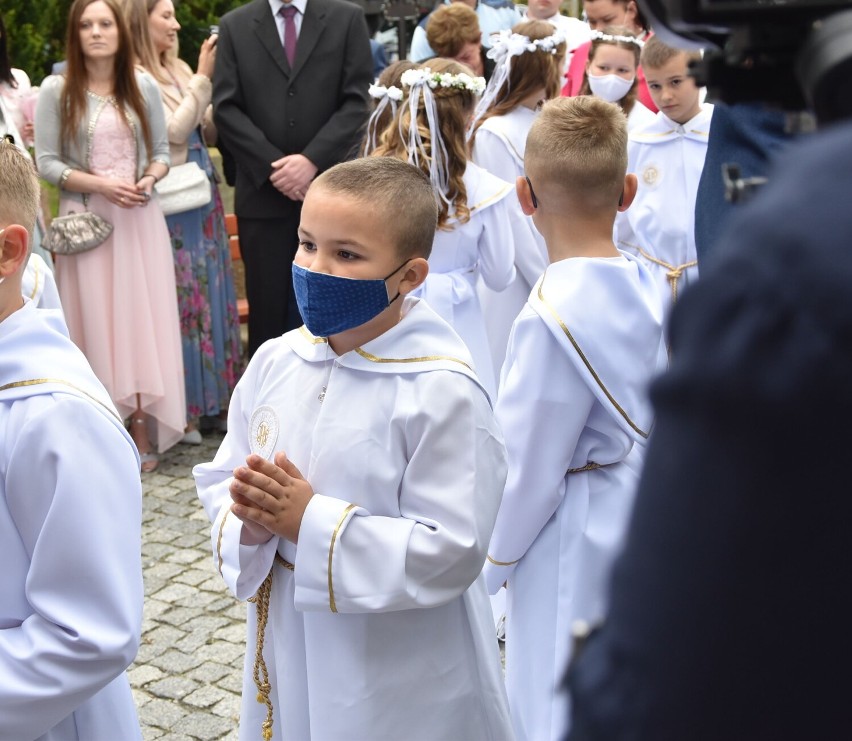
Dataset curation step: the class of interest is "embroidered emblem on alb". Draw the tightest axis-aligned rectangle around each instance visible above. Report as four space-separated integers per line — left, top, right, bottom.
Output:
249 405 279 460
642 164 661 187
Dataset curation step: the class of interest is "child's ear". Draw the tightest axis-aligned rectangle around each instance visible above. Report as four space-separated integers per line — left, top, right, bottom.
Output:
516 176 536 216
398 256 429 295
0 224 29 279
618 173 638 212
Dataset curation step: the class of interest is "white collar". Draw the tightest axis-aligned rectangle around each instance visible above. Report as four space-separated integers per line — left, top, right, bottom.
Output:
269 0 307 17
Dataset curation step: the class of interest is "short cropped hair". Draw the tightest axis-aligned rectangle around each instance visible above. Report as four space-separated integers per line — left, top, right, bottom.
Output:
0 141 40 236
313 158 438 260
640 35 702 70
525 96 627 210
427 3 481 57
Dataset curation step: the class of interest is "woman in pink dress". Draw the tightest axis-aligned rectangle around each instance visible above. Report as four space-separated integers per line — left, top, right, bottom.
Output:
35 0 185 472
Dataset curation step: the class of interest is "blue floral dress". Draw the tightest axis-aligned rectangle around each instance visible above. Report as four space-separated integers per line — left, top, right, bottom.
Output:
165 128 243 420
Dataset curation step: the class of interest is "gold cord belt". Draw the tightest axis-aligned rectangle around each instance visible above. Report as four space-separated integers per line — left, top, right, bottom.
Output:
247 553 294 741
635 246 697 304
567 461 615 474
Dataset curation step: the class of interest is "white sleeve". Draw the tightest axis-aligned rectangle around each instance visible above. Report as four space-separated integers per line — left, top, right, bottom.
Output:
471 128 518 184
483 311 595 593
477 199 517 292
194 358 279 602
408 26 435 62
0 395 143 739
293 373 508 613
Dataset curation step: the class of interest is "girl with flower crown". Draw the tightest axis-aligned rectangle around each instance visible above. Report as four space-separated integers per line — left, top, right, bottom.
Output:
468 20 567 381
371 57 523 398
360 60 418 156
579 26 656 130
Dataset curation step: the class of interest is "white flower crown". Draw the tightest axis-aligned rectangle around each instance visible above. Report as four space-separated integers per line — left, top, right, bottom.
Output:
486 28 567 64
368 83 404 102
400 67 486 96
590 30 645 48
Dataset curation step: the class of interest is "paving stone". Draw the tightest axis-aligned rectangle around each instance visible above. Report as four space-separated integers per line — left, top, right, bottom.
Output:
182 684 233 709
149 649 204 674
150 582 199 603
194 641 245 666
137 696 188 729
215 670 244 695
209 692 242 722
144 624 188 647
186 661 233 685
128 663 166 687
213 623 246 644
171 711 235 740
147 675 201 700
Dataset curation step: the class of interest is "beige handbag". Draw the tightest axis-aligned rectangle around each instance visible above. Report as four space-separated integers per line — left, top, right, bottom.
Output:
155 161 212 216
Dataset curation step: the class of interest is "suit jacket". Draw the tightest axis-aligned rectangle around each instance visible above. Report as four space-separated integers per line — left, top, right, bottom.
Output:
213 0 373 218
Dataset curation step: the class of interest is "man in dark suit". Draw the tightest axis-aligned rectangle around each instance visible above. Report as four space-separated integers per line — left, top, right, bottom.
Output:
213 0 373 356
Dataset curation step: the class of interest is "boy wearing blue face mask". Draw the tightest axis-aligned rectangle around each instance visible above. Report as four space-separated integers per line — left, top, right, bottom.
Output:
194 157 513 741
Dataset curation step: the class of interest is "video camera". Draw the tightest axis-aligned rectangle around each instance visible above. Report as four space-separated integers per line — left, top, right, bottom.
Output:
639 0 852 124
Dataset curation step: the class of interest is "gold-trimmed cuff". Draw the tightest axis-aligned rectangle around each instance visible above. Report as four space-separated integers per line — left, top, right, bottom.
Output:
487 554 520 567
216 509 230 577
327 503 358 613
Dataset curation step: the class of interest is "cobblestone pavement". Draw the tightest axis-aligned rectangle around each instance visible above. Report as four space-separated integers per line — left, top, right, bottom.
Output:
131 431 245 741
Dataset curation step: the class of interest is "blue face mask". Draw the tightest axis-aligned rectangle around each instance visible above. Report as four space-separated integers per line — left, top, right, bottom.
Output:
292 260 409 337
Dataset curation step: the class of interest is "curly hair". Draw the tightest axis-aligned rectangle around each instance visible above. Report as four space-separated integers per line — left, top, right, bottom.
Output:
371 59 478 231
468 20 566 147
426 4 481 57
578 26 641 116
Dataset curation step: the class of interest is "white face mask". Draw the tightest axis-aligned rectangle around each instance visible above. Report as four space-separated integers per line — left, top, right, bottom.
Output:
588 73 635 103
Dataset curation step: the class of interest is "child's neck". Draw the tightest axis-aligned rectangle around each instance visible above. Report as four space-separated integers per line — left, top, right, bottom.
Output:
538 213 621 263
328 302 405 356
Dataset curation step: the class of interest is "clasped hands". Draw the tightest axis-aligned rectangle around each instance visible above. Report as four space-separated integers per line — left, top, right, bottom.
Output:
101 176 155 208
270 153 317 202
230 451 314 545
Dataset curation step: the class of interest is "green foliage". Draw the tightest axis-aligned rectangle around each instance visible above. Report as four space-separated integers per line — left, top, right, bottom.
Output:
3 0 74 84
173 0 245 72
1 0 244 84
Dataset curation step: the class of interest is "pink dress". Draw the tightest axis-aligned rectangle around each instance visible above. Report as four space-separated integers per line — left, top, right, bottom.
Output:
56 100 186 452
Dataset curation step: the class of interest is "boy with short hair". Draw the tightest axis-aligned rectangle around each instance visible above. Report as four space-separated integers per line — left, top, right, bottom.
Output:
483 96 667 741
0 142 143 738
615 36 714 313
195 157 513 741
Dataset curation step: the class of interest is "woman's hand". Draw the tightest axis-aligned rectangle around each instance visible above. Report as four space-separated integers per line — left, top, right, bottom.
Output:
197 35 217 80
134 175 156 207
97 177 149 208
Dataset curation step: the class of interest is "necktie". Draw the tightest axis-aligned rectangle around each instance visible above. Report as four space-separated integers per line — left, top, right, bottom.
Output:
280 5 298 67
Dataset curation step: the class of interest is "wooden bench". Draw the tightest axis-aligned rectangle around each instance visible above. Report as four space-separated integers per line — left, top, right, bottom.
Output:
224 213 249 324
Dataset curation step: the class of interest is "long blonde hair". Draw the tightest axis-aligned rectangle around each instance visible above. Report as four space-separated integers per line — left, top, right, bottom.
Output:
61 0 153 156
372 59 477 231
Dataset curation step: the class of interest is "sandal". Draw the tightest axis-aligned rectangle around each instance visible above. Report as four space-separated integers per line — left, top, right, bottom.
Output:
130 417 159 473
139 451 160 474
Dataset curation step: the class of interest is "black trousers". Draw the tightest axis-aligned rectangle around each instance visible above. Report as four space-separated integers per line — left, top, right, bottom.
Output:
239 213 304 358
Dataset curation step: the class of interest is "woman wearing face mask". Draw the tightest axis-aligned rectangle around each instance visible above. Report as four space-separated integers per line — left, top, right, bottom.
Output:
579 27 655 131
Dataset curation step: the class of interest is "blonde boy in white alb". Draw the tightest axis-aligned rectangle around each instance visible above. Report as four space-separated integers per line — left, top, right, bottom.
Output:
0 143 143 740
483 96 667 741
195 157 512 741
